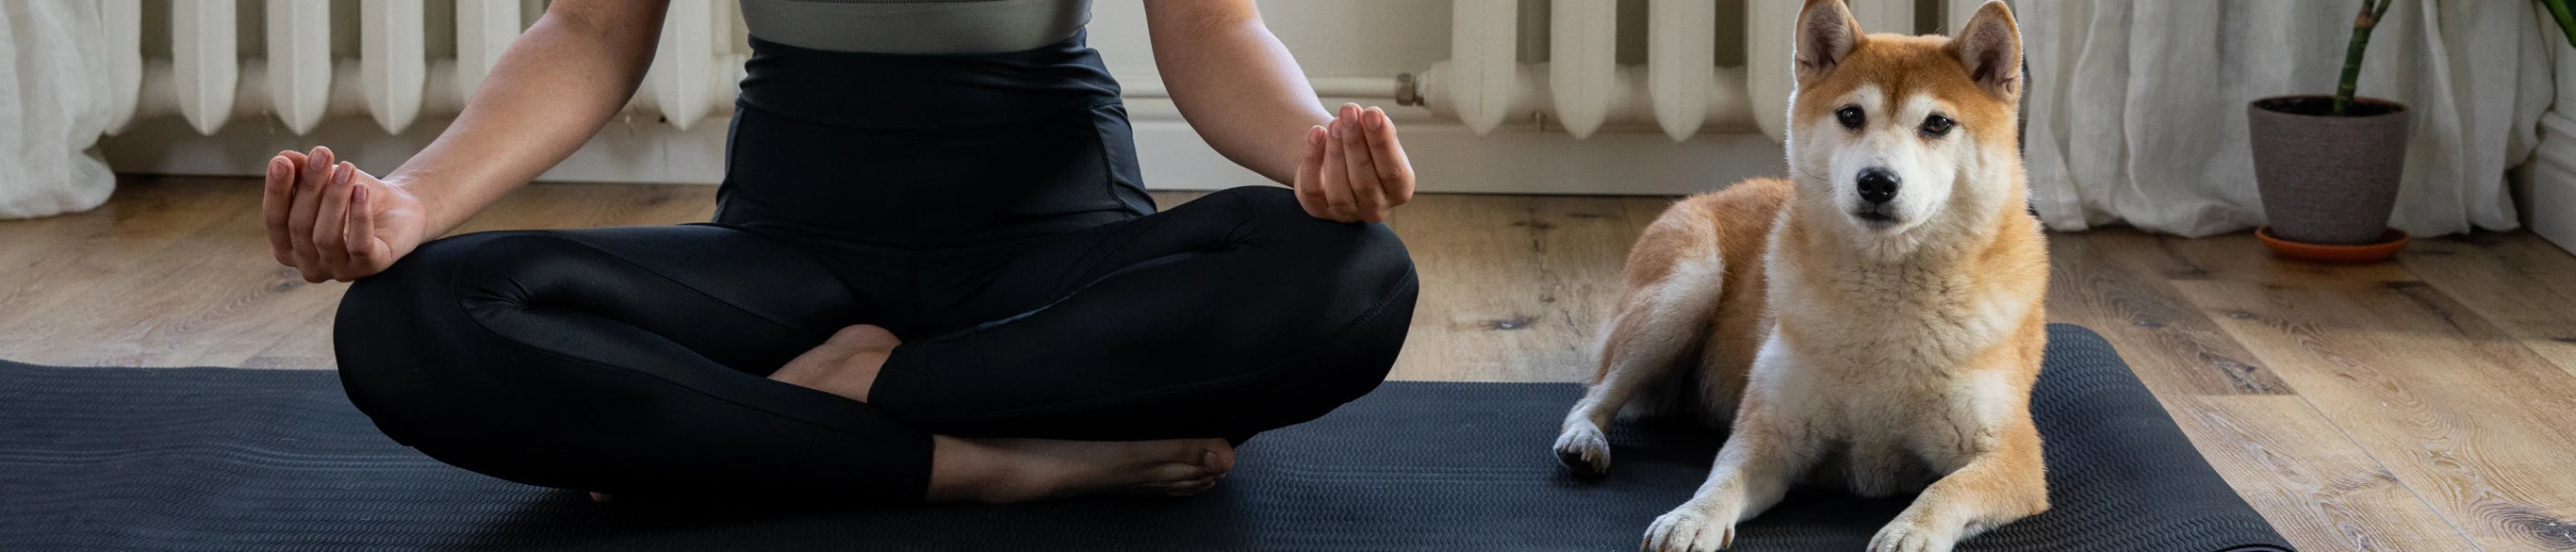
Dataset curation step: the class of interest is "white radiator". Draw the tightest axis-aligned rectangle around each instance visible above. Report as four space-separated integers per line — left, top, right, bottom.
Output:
91 0 1994 195
99 0 743 137
1405 0 1981 142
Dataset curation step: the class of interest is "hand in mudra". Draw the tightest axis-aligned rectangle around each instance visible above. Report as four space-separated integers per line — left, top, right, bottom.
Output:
1294 103 1417 224
263 146 431 282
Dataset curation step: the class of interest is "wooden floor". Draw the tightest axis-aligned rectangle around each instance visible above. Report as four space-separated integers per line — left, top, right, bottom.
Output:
6 177 2576 551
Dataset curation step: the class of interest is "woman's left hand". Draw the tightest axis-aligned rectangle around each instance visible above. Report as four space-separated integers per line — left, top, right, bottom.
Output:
1294 103 1416 224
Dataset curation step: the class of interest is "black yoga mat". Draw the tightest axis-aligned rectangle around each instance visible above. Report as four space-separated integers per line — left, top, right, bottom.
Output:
1 325 2289 551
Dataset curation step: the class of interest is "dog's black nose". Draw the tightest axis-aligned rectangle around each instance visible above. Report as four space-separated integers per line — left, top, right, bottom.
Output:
1857 167 1901 204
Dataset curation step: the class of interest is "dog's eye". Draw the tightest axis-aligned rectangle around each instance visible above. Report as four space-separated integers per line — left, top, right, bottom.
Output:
1835 106 1866 130
1920 115 1956 137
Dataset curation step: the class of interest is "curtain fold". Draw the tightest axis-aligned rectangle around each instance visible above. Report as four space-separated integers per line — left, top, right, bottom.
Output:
2021 1 2554 237
0 0 114 220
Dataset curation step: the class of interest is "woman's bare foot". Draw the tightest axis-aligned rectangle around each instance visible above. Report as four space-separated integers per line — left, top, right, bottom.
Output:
927 435 1236 503
774 324 1234 503
770 325 901 402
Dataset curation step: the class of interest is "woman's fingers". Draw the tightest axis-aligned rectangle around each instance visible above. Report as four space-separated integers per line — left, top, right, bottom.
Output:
313 162 357 273
1363 107 1416 208
1317 119 1359 223
262 154 298 266
346 183 385 270
1294 125 1332 220
1334 104 1387 223
286 146 334 273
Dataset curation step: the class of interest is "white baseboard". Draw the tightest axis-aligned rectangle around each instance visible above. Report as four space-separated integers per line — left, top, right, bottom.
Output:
97 109 1782 197
2529 113 2576 255
97 114 736 188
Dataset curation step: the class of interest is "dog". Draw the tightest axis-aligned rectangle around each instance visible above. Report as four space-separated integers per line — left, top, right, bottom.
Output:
1547 2 2046 551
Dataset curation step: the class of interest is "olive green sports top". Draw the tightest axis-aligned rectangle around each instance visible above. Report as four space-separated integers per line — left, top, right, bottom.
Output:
736 0 1092 54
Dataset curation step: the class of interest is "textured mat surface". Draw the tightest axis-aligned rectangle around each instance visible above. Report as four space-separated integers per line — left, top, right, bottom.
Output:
1 325 2288 551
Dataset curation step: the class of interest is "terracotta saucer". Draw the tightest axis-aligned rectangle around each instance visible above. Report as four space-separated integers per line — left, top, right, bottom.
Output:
2255 226 2409 264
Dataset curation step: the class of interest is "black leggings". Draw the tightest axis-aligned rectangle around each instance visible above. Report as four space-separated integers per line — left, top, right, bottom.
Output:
332 32 1419 504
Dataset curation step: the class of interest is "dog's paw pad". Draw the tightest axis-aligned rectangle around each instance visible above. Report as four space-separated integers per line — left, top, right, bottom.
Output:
1867 519 1956 552
1552 423 1613 477
1642 507 1735 552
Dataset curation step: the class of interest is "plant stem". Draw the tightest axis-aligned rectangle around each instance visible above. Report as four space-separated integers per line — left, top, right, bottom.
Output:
2333 0 2393 116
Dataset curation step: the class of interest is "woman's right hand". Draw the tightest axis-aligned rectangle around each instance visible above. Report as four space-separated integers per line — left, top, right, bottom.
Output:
265 146 431 282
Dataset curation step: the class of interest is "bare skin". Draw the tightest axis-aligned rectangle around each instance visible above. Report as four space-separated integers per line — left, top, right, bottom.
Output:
768 325 903 402
771 325 1239 503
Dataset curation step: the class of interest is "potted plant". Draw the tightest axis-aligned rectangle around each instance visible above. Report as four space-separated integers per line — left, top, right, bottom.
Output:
2248 0 2412 263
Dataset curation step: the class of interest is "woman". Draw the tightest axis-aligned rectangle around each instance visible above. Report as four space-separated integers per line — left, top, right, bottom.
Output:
260 0 1420 505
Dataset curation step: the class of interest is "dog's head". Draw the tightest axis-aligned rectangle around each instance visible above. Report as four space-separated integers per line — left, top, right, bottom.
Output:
1786 0 2022 249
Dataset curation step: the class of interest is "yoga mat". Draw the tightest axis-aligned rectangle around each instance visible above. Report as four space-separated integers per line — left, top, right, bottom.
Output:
0 325 2290 551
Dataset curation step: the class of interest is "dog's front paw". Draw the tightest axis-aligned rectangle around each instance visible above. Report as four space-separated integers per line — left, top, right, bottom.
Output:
1641 503 1739 552
1867 515 1959 552
1553 421 1613 477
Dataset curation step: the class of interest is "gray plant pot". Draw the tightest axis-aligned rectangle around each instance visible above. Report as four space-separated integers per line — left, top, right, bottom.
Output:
2247 95 2411 246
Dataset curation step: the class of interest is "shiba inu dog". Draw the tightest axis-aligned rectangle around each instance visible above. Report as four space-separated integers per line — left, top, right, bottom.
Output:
1547 2 2047 551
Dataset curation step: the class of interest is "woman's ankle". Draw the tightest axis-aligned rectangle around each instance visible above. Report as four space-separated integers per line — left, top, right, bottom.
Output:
925 435 1015 502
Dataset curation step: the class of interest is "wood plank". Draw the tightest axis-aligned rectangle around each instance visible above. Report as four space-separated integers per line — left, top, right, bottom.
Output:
1384 194 1644 382
2174 276 2576 551
240 305 340 371
2122 230 2418 287
0 178 254 327
2166 395 2478 551
0 179 294 351
2403 233 2576 378
1619 195 1678 238
2048 230 2292 396
1148 190 1210 208
447 181 714 234
0 195 346 367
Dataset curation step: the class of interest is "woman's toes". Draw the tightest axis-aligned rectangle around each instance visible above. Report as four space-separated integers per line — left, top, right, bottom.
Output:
1203 442 1238 474
1146 467 1221 497
1151 458 1213 481
1163 476 1220 497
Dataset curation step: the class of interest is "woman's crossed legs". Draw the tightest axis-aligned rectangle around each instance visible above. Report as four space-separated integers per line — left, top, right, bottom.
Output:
333 187 1418 505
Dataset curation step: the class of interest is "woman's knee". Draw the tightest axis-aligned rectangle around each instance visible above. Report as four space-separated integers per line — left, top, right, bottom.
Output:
1202 186 1415 292
1197 187 1420 410
332 232 539 444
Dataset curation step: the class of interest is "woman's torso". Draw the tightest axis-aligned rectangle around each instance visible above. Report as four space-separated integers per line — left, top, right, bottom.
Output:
718 0 1150 249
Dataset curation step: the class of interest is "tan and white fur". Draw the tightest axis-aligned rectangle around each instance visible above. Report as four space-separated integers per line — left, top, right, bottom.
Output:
1548 2 2047 551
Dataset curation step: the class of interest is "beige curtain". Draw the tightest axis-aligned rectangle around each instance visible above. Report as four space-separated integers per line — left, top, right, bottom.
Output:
2020 1 2555 237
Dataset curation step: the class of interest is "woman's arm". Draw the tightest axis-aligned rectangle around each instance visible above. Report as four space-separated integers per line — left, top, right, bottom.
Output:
1144 0 1414 223
1141 0 1326 182
262 0 668 282
374 0 668 232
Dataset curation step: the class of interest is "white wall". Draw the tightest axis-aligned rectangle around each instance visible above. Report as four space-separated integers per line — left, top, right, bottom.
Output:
98 0 1788 196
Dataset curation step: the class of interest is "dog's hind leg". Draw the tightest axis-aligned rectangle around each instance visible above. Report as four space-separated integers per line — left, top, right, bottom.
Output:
1555 210 1728 477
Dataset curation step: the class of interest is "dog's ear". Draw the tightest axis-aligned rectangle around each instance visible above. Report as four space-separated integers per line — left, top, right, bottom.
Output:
1951 0 2022 99
1795 0 1863 86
